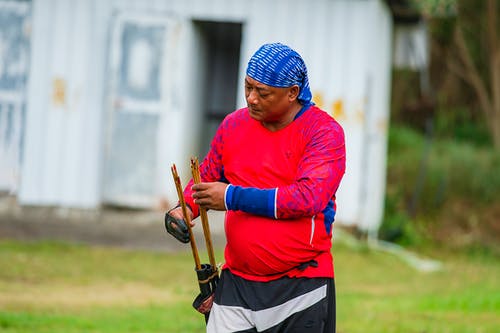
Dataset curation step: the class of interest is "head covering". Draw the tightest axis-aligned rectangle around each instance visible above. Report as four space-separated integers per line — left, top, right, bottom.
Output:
246 43 312 105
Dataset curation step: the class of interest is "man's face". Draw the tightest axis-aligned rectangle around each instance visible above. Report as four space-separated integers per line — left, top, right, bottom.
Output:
244 76 298 125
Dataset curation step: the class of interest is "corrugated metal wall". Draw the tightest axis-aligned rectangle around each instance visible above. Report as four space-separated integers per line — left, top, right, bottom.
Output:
17 0 393 231
21 0 102 207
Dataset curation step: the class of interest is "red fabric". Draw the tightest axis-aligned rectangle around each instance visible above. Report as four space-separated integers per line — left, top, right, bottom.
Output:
184 106 345 281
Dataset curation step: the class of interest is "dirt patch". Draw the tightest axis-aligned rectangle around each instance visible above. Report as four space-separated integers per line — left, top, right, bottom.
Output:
0 196 226 253
0 282 181 310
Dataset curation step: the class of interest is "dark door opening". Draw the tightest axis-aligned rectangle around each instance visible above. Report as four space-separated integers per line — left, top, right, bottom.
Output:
193 21 242 158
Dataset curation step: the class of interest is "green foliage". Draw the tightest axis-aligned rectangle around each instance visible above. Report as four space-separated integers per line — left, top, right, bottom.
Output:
394 0 497 148
434 140 500 202
456 0 493 82
409 0 458 17
428 16 456 45
378 188 413 244
387 125 500 206
434 106 493 147
381 125 500 246
387 122 426 152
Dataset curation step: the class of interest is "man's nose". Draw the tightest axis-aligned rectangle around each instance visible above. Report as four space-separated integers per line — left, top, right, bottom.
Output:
246 90 258 105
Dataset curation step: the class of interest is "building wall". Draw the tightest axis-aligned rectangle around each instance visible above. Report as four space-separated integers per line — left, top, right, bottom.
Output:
17 0 393 231
20 0 103 207
357 0 393 232
0 1 31 193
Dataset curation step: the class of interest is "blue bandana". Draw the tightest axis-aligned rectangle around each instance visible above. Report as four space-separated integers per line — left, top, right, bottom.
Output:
246 43 312 105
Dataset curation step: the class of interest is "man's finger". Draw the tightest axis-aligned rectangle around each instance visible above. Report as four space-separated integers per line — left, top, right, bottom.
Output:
191 183 207 191
194 198 208 206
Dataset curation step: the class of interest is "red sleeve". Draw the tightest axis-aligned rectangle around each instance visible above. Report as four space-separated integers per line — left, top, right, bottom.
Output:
276 120 345 218
183 117 226 218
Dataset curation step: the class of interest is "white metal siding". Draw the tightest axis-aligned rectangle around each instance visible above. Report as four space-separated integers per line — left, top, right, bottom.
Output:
21 0 104 207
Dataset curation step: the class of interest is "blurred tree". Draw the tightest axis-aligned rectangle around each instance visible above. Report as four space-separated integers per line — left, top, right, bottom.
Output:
447 0 500 150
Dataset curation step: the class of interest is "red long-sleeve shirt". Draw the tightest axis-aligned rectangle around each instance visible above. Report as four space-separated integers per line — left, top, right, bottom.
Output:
184 105 345 281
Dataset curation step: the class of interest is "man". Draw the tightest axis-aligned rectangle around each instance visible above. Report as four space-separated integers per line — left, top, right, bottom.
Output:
166 42 345 332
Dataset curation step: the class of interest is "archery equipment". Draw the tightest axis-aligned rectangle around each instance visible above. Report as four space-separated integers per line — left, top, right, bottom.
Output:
168 160 219 323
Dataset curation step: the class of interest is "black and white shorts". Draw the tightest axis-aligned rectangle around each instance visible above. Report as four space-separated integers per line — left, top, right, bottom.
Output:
206 270 335 333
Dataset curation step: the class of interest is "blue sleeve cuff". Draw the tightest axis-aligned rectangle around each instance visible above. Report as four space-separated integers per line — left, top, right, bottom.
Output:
225 184 277 218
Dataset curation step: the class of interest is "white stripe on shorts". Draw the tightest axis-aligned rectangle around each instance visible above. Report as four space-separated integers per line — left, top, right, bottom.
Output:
206 284 327 333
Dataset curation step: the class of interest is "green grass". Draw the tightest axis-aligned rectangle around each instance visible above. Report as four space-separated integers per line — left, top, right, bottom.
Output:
0 240 499 333
335 243 499 333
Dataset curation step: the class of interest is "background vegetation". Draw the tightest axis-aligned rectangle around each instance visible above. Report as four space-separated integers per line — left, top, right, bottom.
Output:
380 0 500 255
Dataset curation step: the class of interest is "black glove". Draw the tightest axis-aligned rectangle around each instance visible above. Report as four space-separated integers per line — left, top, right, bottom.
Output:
165 212 190 243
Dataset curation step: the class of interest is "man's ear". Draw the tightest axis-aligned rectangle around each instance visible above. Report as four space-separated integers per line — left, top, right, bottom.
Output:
288 85 300 102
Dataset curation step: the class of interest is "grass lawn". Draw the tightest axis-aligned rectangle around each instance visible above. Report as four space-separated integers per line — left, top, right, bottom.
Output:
0 239 498 333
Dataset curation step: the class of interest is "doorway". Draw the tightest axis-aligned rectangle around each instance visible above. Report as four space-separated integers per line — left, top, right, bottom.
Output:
102 12 175 207
193 21 242 158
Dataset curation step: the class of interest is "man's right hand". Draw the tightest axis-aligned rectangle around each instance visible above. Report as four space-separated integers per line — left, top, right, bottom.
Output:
164 206 192 243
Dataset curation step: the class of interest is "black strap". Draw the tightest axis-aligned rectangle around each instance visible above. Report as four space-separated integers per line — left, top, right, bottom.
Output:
297 260 319 271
